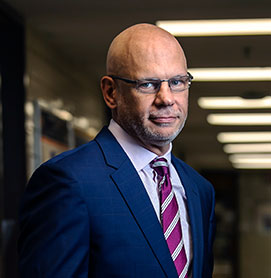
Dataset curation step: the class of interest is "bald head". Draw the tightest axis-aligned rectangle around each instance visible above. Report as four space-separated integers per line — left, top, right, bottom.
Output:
106 23 187 78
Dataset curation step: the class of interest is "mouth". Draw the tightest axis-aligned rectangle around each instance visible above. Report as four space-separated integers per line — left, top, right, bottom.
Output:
149 115 179 125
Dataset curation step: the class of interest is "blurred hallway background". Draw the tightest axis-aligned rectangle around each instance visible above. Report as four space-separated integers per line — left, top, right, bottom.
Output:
0 0 270 277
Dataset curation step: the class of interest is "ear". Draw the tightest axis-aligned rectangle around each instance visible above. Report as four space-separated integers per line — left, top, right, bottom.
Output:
100 76 117 109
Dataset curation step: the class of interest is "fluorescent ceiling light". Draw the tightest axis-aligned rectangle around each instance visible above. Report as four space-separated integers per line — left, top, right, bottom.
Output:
156 18 271 36
198 96 271 109
232 163 271 169
224 143 271 153
229 153 271 164
217 132 271 143
188 67 271 81
207 113 271 125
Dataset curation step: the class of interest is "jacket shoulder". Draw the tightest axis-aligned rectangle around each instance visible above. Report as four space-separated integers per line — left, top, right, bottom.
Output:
172 155 214 194
44 139 99 167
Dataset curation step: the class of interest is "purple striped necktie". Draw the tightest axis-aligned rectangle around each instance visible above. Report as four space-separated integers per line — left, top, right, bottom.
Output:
151 157 188 278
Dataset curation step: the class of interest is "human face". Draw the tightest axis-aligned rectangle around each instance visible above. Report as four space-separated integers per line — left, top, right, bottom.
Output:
114 67 189 154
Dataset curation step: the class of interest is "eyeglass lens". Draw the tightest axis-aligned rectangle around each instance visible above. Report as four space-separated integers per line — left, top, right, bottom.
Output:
136 75 191 94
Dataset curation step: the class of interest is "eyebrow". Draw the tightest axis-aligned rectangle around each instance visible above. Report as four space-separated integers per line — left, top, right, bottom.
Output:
138 74 188 81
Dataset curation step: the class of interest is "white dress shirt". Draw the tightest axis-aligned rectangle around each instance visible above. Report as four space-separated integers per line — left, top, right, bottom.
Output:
108 119 192 265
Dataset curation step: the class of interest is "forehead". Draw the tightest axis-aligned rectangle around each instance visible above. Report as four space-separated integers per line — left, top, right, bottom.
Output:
126 35 187 79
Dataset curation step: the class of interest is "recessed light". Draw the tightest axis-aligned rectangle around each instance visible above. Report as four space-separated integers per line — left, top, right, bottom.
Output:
198 96 271 109
229 153 271 164
207 113 271 125
232 163 271 169
223 143 271 153
156 18 271 36
217 132 271 143
189 67 271 81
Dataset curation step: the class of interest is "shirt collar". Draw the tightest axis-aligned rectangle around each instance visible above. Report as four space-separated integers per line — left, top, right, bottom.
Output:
108 119 172 172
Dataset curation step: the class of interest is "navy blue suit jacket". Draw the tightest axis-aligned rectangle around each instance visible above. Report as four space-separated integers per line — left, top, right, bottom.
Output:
18 127 215 277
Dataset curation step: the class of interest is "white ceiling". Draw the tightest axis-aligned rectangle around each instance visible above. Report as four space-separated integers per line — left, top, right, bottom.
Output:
3 0 271 170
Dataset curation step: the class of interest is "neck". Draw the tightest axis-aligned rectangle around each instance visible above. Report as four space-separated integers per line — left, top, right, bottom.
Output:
140 141 171 157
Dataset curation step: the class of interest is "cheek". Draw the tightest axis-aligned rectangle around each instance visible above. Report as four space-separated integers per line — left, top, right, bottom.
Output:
129 95 153 116
136 97 154 117
117 95 144 120
176 93 189 111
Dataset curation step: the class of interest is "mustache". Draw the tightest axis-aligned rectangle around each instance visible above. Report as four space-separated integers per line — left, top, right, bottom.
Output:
149 108 181 118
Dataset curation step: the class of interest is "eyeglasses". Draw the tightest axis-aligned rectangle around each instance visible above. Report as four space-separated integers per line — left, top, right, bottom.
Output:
108 72 193 94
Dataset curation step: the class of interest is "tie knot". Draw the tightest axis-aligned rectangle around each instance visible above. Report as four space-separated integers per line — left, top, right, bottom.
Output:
150 157 170 177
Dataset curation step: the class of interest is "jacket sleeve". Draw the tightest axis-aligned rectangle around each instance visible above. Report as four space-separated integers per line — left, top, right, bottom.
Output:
18 163 90 278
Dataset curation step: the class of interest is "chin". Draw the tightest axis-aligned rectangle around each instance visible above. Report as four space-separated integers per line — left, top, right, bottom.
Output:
152 121 186 143
142 129 181 147
153 125 182 137
150 139 173 147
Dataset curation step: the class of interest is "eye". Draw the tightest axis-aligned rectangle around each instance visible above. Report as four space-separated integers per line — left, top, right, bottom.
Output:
139 81 155 88
170 78 185 87
137 80 159 92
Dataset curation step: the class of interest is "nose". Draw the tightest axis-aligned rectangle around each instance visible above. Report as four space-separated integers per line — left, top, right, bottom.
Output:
154 81 175 107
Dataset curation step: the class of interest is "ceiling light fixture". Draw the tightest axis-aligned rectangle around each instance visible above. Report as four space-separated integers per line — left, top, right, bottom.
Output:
156 18 271 36
223 143 271 153
217 132 271 143
230 154 271 169
207 113 271 125
198 96 271 109
232 163 271 169
229 153 271 164
188 67 271 81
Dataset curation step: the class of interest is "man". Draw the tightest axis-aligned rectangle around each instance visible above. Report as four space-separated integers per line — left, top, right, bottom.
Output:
18 23 215 277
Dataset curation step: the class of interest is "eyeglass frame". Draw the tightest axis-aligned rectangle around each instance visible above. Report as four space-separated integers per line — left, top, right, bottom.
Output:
108 72 193 94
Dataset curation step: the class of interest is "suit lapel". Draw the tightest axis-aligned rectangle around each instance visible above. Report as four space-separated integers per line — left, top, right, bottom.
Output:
95 127 178 277
172 156 204 277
